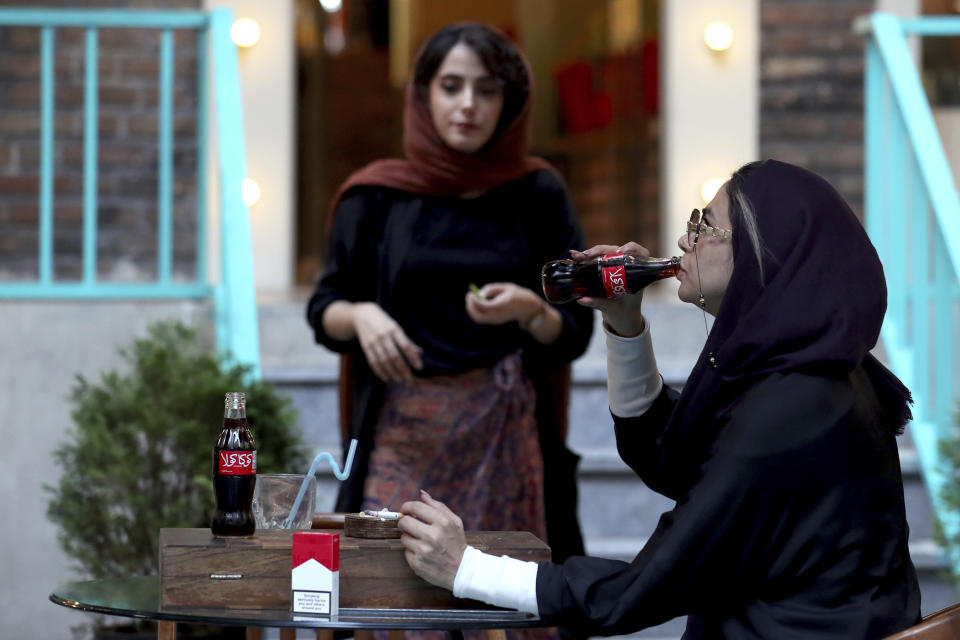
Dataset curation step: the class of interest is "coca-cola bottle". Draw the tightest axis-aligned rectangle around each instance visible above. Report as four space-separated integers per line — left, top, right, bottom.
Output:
212 391 257 537
542 253 681 304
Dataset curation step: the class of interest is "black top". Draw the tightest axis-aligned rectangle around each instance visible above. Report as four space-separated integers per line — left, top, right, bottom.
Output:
308 170 592 374
306 170 594 562
536 371 920 639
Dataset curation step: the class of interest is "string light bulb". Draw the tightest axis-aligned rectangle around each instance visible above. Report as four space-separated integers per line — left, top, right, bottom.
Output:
230 18 260 48
704 22 733 52
701 178 724 204
319 0 343 12
241 178 261 207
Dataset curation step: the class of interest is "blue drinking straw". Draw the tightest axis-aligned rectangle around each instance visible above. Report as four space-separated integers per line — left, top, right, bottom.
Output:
284 438 358 529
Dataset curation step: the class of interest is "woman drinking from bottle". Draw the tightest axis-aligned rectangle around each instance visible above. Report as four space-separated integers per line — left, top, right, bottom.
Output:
397 159 921 639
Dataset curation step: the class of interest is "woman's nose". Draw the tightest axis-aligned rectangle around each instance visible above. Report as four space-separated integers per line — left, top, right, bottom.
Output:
460 86 476 111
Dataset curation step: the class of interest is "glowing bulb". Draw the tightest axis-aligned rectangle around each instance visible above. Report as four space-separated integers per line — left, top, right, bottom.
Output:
230 18 260 48
701 178 724 204
241 178 261 207
319 0 343 12
704 22 733 52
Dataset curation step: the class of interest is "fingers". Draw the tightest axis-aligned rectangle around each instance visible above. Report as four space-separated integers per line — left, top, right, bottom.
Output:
617 241 651 257
363 336 413 383
398 490 467 591
465 284 541 327
420 489 461 524
572 242 651 261
399 490 463 530
353 305 424 384
575 244 621 260
361 332 422 383
393 332 424 372
400 497 444 526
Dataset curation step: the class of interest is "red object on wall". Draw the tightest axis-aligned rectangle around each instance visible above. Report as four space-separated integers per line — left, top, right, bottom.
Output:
555 62 598 134
555 41 658 134
641 40 659 115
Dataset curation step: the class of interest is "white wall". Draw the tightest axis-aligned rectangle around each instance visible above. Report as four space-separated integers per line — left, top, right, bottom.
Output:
661 0 758 256
205 0 295 294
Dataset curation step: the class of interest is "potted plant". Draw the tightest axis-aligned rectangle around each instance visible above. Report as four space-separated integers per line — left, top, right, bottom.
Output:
46 320 309 637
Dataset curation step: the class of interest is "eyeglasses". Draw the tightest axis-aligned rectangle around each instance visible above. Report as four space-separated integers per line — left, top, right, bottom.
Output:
687 209 733 246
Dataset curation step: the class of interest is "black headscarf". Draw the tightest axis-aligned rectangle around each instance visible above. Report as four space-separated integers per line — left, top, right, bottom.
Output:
656 160 912 491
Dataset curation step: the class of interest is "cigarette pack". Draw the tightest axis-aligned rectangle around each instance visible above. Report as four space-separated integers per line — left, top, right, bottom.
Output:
291 531 339 616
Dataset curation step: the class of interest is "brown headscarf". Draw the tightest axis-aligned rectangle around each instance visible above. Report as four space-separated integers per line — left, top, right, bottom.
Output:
327 24 556 221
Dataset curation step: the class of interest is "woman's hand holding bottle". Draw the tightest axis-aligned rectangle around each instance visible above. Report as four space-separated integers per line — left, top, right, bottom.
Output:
572 242 650 338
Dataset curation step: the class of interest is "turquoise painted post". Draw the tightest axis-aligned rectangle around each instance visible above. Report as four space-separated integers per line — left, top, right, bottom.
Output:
209 8 261 380
83 28 98 284
158 28 174 285
911 201 929 422
909 168 928 410
888 111 906 328
933 234 953 432
196 29 209 286
39 27 54 285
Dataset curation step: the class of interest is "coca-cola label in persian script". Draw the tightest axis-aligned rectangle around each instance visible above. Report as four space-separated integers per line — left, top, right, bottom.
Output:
601 265 630 298
218 450 257 475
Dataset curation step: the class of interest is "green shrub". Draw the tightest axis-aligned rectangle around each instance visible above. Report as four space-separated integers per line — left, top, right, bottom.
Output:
46 320 308 579
936 407 960 582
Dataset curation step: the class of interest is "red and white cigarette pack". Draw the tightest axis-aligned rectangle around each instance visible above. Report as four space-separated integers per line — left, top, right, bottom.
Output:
291 531 339 616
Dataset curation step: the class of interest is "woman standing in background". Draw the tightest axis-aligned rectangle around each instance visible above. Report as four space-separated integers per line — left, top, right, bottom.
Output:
306 23 594 570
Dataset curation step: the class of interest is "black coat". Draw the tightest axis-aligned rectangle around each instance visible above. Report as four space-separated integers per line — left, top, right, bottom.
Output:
536 369 921 638
306 171 594 562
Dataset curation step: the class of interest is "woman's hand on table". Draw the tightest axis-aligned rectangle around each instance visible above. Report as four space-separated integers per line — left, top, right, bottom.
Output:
398 490 467 591
571 242 649 338
352 302 424 383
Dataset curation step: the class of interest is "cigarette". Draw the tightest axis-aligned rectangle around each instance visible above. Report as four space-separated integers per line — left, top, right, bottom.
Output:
363 508 401 520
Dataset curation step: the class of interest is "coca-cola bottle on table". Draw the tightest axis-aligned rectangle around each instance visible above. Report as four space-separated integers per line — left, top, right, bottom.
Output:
212 391 257 537
541 253 681 304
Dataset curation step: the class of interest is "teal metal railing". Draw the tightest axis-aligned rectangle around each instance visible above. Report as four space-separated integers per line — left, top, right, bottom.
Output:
0 8 260 379
858 13 960 576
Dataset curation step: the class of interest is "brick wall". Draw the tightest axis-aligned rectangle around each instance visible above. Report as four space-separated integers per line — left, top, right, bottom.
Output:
760 0 873 216
0 0 201 281
540 119 660 254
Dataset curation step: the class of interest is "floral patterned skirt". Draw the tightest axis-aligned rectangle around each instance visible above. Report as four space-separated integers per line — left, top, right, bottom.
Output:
362 353 559 640
362 353 545 539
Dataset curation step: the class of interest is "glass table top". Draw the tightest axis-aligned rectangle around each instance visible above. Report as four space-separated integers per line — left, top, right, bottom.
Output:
50 576 543 630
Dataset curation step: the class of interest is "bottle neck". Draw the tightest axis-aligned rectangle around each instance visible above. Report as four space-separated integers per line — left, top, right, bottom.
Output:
223 391 246 422
224 407 246 420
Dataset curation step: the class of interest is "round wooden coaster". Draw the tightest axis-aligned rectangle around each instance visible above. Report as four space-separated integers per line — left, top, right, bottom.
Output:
344 513 401 539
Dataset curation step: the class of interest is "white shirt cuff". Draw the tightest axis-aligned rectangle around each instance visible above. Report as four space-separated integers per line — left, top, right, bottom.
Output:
605 317 662 417
452 545 539 615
